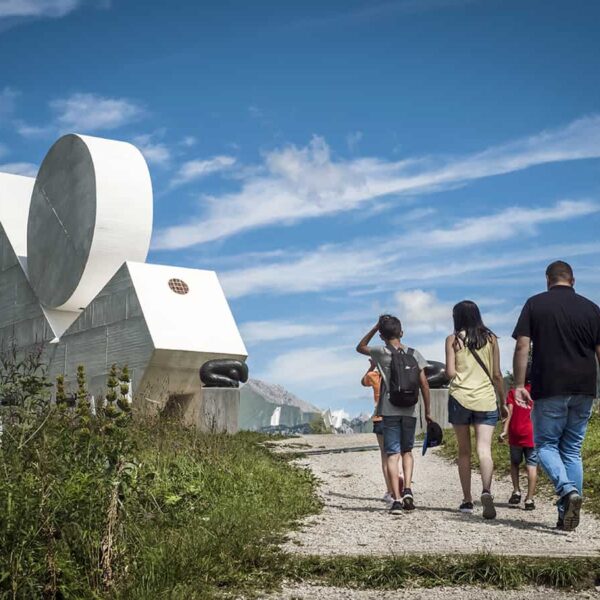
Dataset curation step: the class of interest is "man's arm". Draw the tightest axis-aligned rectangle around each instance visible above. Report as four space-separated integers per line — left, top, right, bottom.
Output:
356 323 379 356
513 335 532 407
419 369 432 423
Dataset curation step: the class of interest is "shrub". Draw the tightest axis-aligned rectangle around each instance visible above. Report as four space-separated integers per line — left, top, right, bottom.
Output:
0 352 320 599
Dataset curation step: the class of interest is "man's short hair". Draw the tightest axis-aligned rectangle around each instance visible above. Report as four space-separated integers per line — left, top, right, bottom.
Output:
546 260 574 285
378 314 402 341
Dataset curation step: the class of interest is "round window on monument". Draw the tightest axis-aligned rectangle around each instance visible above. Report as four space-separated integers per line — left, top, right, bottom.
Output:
168 278 189 295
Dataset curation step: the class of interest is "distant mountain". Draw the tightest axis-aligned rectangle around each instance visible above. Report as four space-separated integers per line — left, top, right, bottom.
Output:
242 379 321 415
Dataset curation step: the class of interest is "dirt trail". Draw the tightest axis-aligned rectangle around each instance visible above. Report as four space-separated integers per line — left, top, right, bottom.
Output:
274 433 600 557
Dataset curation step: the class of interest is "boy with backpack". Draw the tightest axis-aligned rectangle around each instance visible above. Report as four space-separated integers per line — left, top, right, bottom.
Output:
362 359 404 505
357 315 432 514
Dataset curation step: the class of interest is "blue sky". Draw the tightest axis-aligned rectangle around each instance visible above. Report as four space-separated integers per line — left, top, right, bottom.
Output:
1 0 600 416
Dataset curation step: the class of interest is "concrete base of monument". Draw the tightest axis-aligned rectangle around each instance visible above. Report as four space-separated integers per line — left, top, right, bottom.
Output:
416 388 450 435
194 388 240 434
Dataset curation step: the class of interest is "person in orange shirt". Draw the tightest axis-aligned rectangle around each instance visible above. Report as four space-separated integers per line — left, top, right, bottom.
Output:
362 359 404 505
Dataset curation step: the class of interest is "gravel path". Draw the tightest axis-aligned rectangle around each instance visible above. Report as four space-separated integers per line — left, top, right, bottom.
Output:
259 584 598 599
275 434 600 557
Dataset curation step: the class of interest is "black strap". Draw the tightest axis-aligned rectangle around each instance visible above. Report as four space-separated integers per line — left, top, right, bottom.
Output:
470 347 494 387
457 334 494 386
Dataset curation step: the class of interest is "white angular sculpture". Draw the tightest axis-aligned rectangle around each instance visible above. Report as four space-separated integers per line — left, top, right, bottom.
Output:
0 134 247 432
27 134 152 311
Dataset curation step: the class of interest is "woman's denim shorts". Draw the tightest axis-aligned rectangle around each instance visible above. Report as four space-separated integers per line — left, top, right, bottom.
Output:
448 394 498 426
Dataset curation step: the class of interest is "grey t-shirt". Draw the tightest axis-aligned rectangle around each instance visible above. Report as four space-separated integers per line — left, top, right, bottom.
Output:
368 345 428 417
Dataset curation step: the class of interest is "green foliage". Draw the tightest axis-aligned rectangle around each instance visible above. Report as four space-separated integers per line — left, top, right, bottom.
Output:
0 354 320 599
286 554 599 590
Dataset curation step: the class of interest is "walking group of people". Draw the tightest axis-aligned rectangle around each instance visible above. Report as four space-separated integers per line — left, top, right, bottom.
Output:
356 260 600 531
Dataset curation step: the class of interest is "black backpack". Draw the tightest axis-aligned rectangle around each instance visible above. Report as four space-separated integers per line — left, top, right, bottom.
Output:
386 346 420 408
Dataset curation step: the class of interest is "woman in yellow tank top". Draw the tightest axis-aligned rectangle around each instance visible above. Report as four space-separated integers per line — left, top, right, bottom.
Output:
445 300 506 520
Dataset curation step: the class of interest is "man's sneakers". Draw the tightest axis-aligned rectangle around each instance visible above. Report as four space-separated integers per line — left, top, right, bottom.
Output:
389 500 403 515
402 488 415 511
508 491 521 507
458 501 474 513
382 492 394 506
561 491 583 531
524 498 535 511
480 491 497 520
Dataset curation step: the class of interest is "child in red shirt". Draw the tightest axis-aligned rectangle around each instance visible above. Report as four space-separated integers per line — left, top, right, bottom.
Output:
499 383 538 510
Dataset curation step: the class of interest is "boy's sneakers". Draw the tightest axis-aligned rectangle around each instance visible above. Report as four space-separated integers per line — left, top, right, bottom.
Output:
402 488 415 511
382 492 394 506
562 491 583 531
508 491 521 506
524 498 535 511
389 500 403 515
458 501 474 513
480 492 496 520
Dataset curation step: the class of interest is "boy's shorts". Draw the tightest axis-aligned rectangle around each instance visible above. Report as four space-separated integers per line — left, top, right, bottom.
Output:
448 394 498 427
510 445 538 467
383 415 417 455
373 420 384 436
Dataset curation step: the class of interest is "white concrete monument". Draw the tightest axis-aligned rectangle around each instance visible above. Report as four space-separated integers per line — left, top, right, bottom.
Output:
0 133 247 432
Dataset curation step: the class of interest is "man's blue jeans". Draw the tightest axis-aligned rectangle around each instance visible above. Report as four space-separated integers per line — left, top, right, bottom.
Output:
532 395 594 510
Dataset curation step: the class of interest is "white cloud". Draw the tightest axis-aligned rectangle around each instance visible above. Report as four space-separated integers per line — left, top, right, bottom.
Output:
15 122 53 138
220 238 600 299
240 319 339 344
170 155 236 187
411 200 599 249
346 130 363 152
0 86 18 117
395 289 452 333
0 0 80 18
259 345 367 391
132 134 171 167
180 136 197 147
0 162 38 177
50 93 144 132
155 115 600 249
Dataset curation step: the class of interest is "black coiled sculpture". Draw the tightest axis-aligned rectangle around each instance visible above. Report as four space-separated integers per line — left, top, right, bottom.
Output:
425 360 450 389
200 359 249 388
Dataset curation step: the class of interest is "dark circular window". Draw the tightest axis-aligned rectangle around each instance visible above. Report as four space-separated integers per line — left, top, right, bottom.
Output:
168 278 189 295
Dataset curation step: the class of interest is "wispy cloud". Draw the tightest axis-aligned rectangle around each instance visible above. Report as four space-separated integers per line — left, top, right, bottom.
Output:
0 162 37 177
406 200 600 249
220 237 600 299
132 133 171 167
50 92 144 132
0 86 18 119
169 155 236 187
0 0 81 19
155 115 600 250
240 319 339 344
259 345 366 390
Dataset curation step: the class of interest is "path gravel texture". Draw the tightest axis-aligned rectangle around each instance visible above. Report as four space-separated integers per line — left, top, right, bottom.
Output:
274 434 600 557
260 584 599 600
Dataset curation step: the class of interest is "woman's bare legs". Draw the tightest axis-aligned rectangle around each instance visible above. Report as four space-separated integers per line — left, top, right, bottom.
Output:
453 424 473 502
474 423 495 492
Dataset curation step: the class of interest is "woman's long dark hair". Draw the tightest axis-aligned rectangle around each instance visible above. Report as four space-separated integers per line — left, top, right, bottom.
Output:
452 300 495 351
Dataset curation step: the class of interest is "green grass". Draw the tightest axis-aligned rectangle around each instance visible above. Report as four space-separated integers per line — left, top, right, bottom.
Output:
284 554 600 591
0 417 321 599
438 412 600 516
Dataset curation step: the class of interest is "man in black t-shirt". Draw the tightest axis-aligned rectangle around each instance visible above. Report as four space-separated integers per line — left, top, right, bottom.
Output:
512 261 600 531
